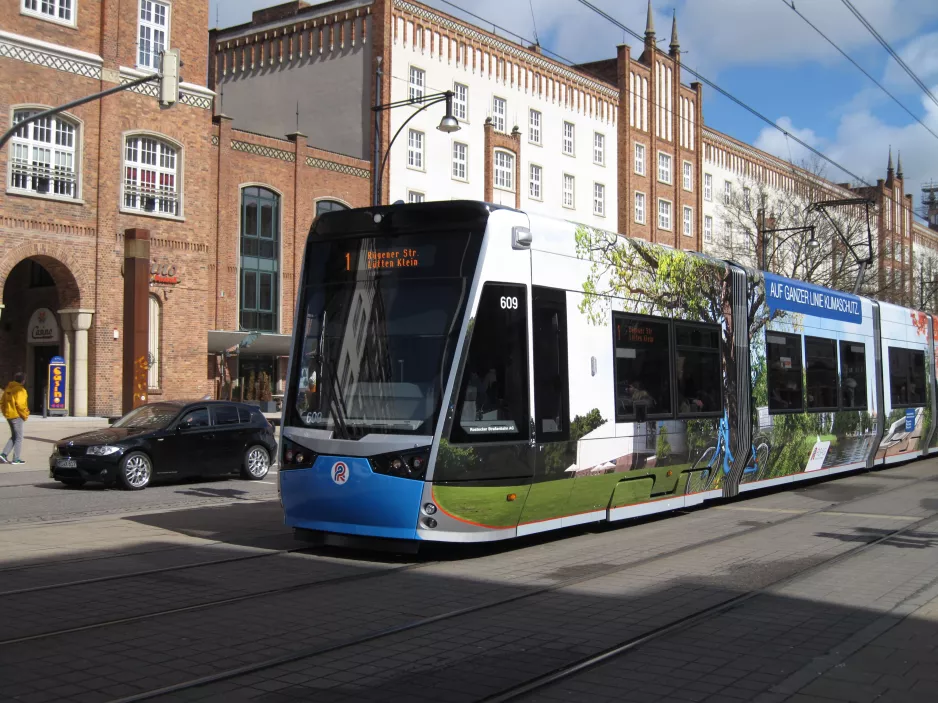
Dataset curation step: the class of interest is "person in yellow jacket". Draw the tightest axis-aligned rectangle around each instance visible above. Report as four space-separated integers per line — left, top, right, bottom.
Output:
1 372 29 465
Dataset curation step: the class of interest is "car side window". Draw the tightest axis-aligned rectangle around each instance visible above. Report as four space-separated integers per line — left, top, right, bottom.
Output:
238 407 252 423
179 408 210 429
213 405 240 426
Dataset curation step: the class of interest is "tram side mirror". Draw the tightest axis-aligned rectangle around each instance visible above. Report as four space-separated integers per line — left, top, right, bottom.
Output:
512 226 532 250
635 404 648 424
590 356 597 377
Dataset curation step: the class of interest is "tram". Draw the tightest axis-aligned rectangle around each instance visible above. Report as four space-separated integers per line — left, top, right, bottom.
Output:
278 200 936 547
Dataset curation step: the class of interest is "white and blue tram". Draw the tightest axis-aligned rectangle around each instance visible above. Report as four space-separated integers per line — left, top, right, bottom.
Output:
278 201 936 547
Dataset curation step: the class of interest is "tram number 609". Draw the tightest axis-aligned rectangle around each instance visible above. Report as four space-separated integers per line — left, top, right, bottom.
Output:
500 296 519 310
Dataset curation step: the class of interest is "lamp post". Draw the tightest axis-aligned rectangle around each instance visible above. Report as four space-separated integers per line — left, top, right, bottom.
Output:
760 224 820 273
371 90 460 206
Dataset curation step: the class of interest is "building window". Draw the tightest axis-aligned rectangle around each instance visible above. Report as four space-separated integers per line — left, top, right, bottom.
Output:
453 82 468 121
635 191 646 224
408 190 425 203
138 0 169 71
452 142 468 181
634 143 645 175
683 206 692 237
22 0 73 24
704 173 713 201
743 187 751 210
148 295 161 390
240 187 280 333
683 161 693 191
529 163 542 200
563 122 575 155
123 135 179 216
529 109 541 145
724 180 732 205
315 199 348 216
9 110 78 199
594 132 605 166
658 199 672 230
593 183 605 217
492 96 507 132
494 150 514 191
563 174 575 209
658 152 672 184
409 66 426 102
407 129 424 170
704 215 713 243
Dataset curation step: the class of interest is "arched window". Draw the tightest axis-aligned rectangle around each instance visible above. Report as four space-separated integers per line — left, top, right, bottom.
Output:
123 135 180 216
148 295 161 389
240 187 280 332
9 109 78 198
316 199 349 217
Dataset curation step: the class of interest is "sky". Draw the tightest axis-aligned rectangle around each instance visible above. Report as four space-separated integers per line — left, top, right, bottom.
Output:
210 0 938 219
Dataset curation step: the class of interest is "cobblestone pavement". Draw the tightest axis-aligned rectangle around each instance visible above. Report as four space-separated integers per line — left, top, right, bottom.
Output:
2 460 938 703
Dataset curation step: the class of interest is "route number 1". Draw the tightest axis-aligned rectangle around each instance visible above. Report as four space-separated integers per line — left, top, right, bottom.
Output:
500 296 518 310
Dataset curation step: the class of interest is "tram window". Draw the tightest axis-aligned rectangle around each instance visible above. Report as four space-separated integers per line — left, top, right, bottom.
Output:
889 347 926 407
805 337 838 411
839 341 868 410
532 287 569 440
766 332 803 413
613 315 672 421
675 323 722 416
451 283 530 443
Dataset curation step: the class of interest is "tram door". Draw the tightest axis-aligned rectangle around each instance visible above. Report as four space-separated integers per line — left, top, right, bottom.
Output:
517 287 575 528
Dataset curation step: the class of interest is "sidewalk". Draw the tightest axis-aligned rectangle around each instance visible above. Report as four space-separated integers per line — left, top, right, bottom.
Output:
0 416 109 474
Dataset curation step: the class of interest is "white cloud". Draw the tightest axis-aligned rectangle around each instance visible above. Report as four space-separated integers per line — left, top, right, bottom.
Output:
753 116 826 165
754 94 938 215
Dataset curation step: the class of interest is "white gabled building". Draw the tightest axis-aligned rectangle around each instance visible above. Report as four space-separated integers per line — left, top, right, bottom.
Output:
386 1 619 230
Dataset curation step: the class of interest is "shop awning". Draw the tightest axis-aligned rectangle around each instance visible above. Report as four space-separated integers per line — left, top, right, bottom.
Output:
238 332 293 357
208 330 250 354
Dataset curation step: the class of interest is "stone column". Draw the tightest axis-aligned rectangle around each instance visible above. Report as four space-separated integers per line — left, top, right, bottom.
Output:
59 309 94 417
59 312 74 415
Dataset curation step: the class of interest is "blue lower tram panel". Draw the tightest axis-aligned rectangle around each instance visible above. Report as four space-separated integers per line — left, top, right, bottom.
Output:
281 455 424 540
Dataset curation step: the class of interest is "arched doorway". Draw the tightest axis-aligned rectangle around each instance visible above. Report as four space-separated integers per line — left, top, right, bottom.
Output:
0 254 89 415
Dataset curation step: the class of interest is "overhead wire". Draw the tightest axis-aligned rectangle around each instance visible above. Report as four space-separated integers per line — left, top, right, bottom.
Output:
839 0 938 110
778 0 938 143
571 0 926 224
419 0 923 225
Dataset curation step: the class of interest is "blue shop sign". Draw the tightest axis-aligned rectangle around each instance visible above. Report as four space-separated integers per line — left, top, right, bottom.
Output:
764 273 862 324
906 408 916 433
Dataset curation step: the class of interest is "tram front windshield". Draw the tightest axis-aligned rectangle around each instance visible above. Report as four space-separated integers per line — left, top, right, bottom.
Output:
291 224 482 438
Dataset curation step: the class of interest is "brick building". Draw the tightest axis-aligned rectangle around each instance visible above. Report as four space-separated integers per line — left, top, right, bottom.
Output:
0 0 369 416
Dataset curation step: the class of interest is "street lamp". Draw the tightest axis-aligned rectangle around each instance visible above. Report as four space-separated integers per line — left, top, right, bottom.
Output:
371 89 460 206
760 224 820 272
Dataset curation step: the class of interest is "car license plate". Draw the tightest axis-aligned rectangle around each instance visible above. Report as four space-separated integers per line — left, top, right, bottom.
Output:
56 458 77 469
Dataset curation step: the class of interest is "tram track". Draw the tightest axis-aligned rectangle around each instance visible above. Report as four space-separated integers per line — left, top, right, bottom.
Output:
0 545 314 597
86 466 938 703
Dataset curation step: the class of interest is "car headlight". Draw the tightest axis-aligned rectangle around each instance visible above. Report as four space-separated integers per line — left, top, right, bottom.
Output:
86 445 122 456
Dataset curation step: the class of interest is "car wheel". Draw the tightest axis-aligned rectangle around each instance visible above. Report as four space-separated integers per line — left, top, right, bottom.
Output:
59 478 85 488
241 445 270 480
118 452 152 491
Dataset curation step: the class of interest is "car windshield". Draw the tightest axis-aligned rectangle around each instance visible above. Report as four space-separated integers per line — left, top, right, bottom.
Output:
290 227 482 438
113 404 180 429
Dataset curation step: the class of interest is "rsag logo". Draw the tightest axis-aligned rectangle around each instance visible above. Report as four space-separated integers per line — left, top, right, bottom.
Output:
331 461 349 485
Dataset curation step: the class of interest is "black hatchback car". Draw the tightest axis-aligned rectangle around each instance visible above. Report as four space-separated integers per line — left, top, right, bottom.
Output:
50 400 278 490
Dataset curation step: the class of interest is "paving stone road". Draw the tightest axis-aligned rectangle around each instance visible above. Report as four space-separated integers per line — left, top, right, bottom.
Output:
2 456 938 703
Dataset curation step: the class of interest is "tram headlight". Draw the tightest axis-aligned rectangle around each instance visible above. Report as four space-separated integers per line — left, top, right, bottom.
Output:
423 502 437 515
280 437 318 471
369 448 431 480
422 516 438 529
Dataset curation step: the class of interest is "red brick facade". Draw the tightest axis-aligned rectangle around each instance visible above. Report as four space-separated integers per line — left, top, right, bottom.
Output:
0 0 371 416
